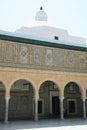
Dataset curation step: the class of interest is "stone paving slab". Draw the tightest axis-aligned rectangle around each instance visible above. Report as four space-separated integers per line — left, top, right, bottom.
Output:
0 119 87 130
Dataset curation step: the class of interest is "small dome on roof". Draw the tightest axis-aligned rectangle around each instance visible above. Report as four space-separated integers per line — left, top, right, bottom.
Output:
35 7 48 21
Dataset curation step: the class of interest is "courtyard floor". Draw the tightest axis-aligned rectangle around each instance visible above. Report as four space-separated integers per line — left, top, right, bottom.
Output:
0 118 87 130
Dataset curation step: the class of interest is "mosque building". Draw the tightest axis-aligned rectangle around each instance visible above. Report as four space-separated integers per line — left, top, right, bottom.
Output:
0 7 87 122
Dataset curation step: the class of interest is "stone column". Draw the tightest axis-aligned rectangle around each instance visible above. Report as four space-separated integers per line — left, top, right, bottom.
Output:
60 97 64 120
82 98 86 119
5 97 10 123
34 97 38 121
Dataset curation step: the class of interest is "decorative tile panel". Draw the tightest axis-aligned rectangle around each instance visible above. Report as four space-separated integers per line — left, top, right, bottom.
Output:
57 49 66 67
14 44 20 63
29 46 33 65
79 53 87 69
34 48 41 65
20 45 29 64
45 48 53 66
5 43 14 63
67 50 77 68
0 42 2 61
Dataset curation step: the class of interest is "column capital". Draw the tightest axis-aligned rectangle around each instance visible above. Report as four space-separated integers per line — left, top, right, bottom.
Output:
34 96 39 100
35 90 39 99
60 90 64 99
59 97 64 100
82 97 86 101
5 97 10 100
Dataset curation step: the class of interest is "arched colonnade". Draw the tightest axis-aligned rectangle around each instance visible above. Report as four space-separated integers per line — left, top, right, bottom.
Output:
0 77 87 123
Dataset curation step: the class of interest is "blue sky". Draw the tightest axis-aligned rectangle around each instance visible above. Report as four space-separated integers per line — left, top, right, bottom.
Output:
0 0 87 42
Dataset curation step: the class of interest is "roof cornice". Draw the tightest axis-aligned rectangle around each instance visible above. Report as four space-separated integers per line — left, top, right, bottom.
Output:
0 33 87 52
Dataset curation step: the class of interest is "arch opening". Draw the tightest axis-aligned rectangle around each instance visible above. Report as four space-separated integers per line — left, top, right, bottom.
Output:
64 82 82 118
9 79 35 120
39 80 60 119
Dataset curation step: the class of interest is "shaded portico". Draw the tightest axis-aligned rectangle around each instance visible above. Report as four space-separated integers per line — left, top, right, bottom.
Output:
9 79 35 120
39 80 60 119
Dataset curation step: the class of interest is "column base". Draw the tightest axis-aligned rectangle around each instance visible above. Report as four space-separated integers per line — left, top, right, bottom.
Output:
60 117 64 120
35 118 38 121
4 120 9 124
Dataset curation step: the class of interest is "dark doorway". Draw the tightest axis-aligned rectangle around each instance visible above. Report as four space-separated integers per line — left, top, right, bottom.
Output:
38 100 42 114
52 96 60 117
68 100 75 113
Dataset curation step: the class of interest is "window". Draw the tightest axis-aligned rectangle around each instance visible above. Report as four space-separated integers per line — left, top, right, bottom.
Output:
67 99 77 114
69 101 75 113
38 100 42 114
54 36 59 40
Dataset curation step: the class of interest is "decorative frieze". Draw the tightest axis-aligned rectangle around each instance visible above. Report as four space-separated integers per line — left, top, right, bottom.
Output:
0 40 87 73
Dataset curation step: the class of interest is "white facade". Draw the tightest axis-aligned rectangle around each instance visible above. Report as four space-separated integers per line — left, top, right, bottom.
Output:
15 8 86 45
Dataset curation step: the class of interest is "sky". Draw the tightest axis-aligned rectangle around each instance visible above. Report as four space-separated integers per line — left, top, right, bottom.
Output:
0 0 87 42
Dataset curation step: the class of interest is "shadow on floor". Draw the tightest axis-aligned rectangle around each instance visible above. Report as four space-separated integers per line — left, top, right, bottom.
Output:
0 118 87 130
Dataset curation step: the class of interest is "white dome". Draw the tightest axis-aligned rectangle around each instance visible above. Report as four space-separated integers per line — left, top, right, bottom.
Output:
35 7 48 21
15 7 86 45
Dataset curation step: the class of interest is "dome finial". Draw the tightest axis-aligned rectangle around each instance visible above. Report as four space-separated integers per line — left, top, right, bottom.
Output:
35 7 48 21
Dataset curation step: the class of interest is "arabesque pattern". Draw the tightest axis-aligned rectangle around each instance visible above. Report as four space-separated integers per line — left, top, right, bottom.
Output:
0 40 87 73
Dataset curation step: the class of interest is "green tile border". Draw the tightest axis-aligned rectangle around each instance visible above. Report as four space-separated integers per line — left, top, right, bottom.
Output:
0 34 87 52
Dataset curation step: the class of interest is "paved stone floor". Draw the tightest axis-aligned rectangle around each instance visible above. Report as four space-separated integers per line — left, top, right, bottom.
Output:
0 119 87 130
